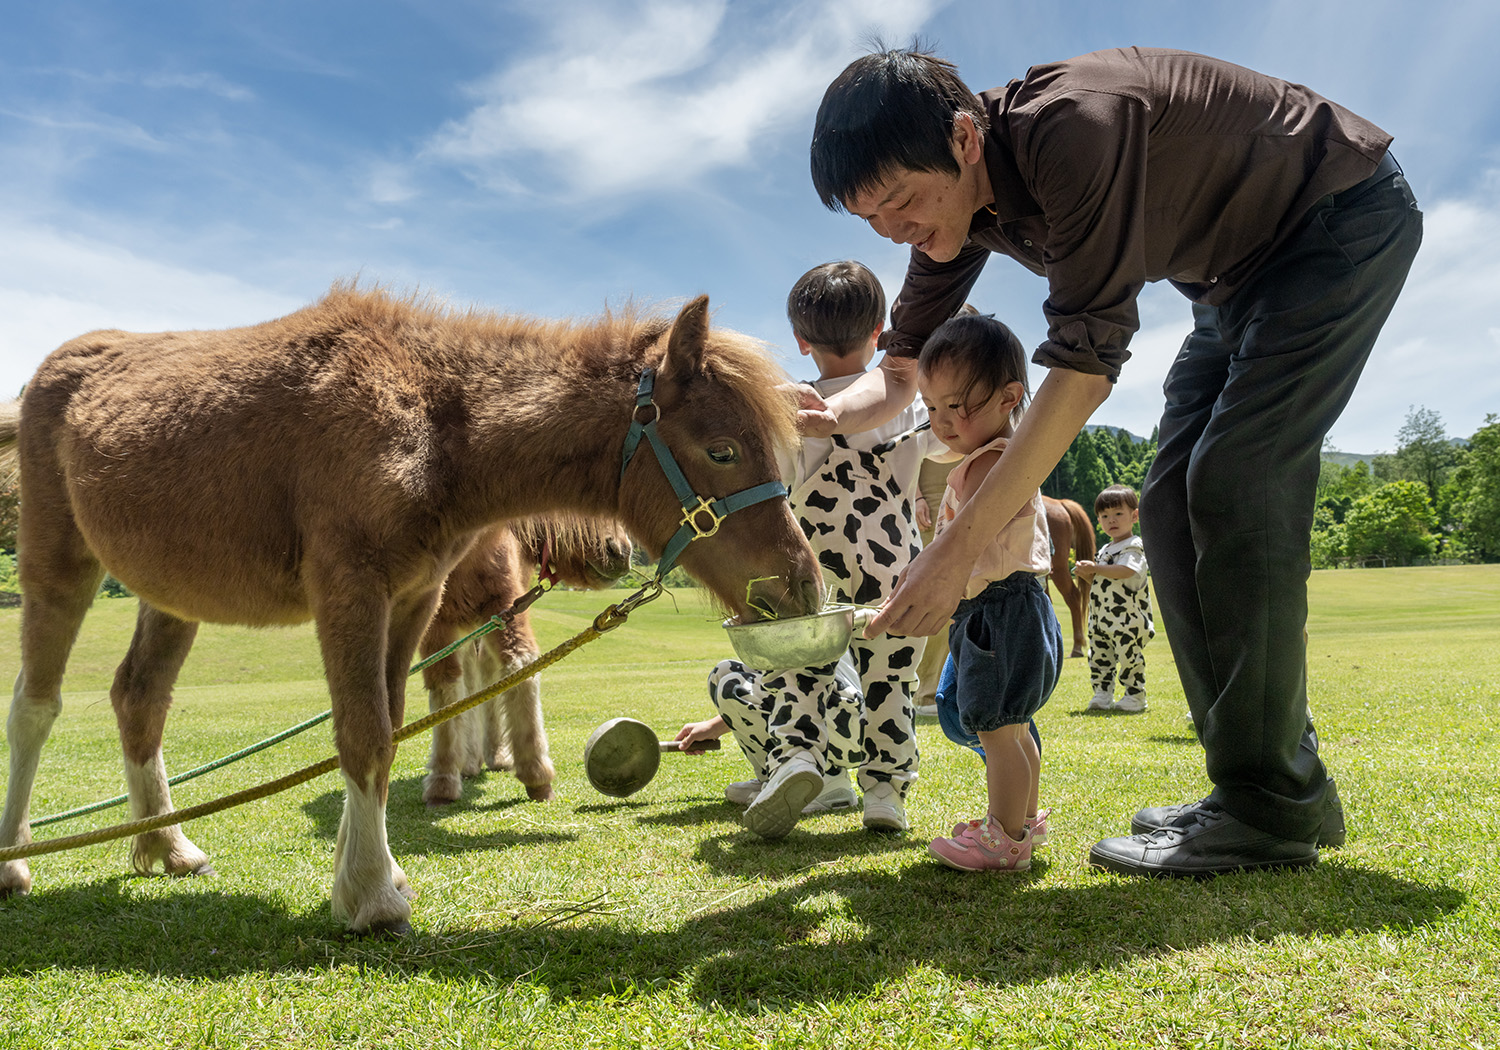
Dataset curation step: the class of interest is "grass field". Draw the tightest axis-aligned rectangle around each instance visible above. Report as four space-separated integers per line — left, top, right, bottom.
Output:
1 565 1498 1048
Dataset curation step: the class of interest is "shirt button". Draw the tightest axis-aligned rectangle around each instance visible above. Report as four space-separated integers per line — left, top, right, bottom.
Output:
1023 239 1033 247
1210 276 1219 283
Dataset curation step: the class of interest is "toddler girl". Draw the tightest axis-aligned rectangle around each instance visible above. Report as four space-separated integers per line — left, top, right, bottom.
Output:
918 314 1063 871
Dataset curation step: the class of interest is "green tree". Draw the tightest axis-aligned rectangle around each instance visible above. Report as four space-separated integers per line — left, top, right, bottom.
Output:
1447 414 1500 561
1373 405 1456 505
1309 504 1346 569
1343 480 1438 566
1316 459 1378 524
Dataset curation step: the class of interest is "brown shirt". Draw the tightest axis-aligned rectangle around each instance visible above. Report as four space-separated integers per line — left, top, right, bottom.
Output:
880 48 1392 377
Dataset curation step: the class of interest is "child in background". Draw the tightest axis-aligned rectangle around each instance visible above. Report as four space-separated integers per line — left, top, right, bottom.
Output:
1074 485 1154 713
677 260 947 838
917 314 1063 872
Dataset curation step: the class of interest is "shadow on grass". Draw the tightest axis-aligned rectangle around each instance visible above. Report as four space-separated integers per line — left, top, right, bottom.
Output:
0 843 1464 1009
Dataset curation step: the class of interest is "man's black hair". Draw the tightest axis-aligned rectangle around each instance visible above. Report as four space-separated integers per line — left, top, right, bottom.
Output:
810 44 987 212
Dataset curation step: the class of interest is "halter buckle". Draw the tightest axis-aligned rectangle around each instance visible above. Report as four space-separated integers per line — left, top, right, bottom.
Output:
680 496 724 539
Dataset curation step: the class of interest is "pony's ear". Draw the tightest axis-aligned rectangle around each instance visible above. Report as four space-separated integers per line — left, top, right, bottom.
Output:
662 295 710 378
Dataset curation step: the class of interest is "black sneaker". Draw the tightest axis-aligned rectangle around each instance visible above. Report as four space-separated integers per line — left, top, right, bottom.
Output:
1130 779 1346 848
1090 801 1317 876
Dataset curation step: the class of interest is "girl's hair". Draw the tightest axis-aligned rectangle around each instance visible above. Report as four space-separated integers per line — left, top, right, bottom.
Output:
1095 484 1140 515
917 312 1029 422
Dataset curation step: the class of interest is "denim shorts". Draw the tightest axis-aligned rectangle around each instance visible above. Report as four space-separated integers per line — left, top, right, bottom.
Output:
945 572 1063 734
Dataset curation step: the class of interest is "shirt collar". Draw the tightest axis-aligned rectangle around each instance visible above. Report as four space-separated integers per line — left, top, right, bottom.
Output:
967 116 1042 235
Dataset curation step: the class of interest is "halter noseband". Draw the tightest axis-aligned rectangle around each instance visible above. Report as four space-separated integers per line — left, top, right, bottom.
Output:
620 367 788 579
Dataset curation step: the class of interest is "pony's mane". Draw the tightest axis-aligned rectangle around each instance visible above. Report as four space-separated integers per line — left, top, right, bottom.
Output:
304 282 798 451
506 512 626 565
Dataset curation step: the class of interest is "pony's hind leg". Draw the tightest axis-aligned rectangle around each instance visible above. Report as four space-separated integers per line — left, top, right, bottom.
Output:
420 632 469 807
1 522 106 896
477 638 555 802
111 602 213 878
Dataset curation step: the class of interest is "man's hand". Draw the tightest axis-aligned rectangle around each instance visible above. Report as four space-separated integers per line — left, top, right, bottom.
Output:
788 383 839 437
863 527 969 639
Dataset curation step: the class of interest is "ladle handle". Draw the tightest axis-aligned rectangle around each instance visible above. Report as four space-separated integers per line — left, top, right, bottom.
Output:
661 739 722 753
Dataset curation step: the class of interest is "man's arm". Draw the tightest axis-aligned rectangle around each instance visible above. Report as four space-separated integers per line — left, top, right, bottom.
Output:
798 352 919 438
865 366 1114 638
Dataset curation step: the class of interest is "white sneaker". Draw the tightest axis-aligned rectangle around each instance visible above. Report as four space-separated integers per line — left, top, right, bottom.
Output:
743 753 822 840
913 703 939 719
1115 693 1147 713
1086 690 1114 711
862 782 909 833
803 770 857 814
725 779 763 806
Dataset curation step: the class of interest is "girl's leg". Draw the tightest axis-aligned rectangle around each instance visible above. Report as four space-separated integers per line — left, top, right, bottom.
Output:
975 723 1040 841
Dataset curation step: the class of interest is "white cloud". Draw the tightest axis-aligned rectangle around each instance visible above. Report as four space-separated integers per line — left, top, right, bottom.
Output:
0 219 302 398
423 0 942 200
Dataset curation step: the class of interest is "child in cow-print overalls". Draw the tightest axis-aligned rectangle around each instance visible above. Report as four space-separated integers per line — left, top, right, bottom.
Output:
1074 484 1154 713
675 260 948 840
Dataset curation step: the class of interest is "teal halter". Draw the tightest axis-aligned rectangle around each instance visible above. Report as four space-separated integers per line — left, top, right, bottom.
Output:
620 367 789 579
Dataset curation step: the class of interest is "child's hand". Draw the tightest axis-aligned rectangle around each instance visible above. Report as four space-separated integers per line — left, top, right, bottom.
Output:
1072 560 1097 581
675 716 728 754
915 495 933 531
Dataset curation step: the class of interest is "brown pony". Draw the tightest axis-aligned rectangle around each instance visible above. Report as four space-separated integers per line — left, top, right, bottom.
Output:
1042 496 1096 658
0 285 821 935
418 516 631 807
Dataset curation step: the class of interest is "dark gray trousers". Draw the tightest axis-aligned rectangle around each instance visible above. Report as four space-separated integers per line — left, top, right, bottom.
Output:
1140 156 1423 842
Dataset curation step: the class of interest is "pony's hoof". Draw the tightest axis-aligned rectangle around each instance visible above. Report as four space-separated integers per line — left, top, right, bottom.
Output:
422 773 462 806
1069 647 1087 659
525 784 557 802
183 862 216 878
357 917 413 940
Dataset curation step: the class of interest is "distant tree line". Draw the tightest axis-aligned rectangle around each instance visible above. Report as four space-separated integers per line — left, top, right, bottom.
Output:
1041 425 1159 543
1313 407 1500 567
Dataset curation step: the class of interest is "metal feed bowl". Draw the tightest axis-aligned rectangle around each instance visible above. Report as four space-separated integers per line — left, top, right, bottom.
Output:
722 605 859 671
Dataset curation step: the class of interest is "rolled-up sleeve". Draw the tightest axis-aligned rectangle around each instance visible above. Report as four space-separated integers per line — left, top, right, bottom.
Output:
1022 91 1152 379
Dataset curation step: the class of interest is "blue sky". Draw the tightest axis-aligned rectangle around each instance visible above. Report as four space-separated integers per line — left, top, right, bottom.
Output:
3 0 1498 453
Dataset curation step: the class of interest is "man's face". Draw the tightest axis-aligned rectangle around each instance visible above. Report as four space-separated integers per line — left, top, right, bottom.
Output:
840 114 990 264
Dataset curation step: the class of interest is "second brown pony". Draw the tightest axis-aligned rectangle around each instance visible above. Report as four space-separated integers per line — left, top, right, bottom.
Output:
0 286 822 935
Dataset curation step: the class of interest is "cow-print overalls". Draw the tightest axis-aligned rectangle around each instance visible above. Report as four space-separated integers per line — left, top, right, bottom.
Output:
708 386 945 799
1087 535 1154 701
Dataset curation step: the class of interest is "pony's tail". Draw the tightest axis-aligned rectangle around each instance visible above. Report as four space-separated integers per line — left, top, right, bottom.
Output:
1065 499 1096 562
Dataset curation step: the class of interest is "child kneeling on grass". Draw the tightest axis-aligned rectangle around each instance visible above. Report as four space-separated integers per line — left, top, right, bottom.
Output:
916 313 1064 872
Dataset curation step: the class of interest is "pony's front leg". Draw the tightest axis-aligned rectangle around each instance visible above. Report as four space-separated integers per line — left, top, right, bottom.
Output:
111 603 213 877
317 584 414 936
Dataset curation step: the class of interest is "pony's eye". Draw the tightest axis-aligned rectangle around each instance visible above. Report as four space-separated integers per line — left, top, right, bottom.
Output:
707 443 738 465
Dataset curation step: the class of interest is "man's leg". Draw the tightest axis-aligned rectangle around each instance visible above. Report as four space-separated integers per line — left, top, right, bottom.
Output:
1099 163 1421 870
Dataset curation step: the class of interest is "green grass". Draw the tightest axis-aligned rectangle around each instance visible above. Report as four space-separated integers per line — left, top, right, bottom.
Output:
2 566 1499 1048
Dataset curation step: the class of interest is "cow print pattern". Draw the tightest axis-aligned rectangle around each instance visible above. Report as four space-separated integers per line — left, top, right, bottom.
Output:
1087 536 1154 699
788 433 924 794
708 659 865 781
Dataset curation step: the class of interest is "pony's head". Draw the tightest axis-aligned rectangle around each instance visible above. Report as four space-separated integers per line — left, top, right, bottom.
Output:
621 296 822 622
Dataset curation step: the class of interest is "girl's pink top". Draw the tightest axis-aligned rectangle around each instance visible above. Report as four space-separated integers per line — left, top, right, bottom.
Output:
936 435 1052 599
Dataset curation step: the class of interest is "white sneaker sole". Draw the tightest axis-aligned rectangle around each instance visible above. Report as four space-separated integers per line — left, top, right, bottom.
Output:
743 768 822 840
